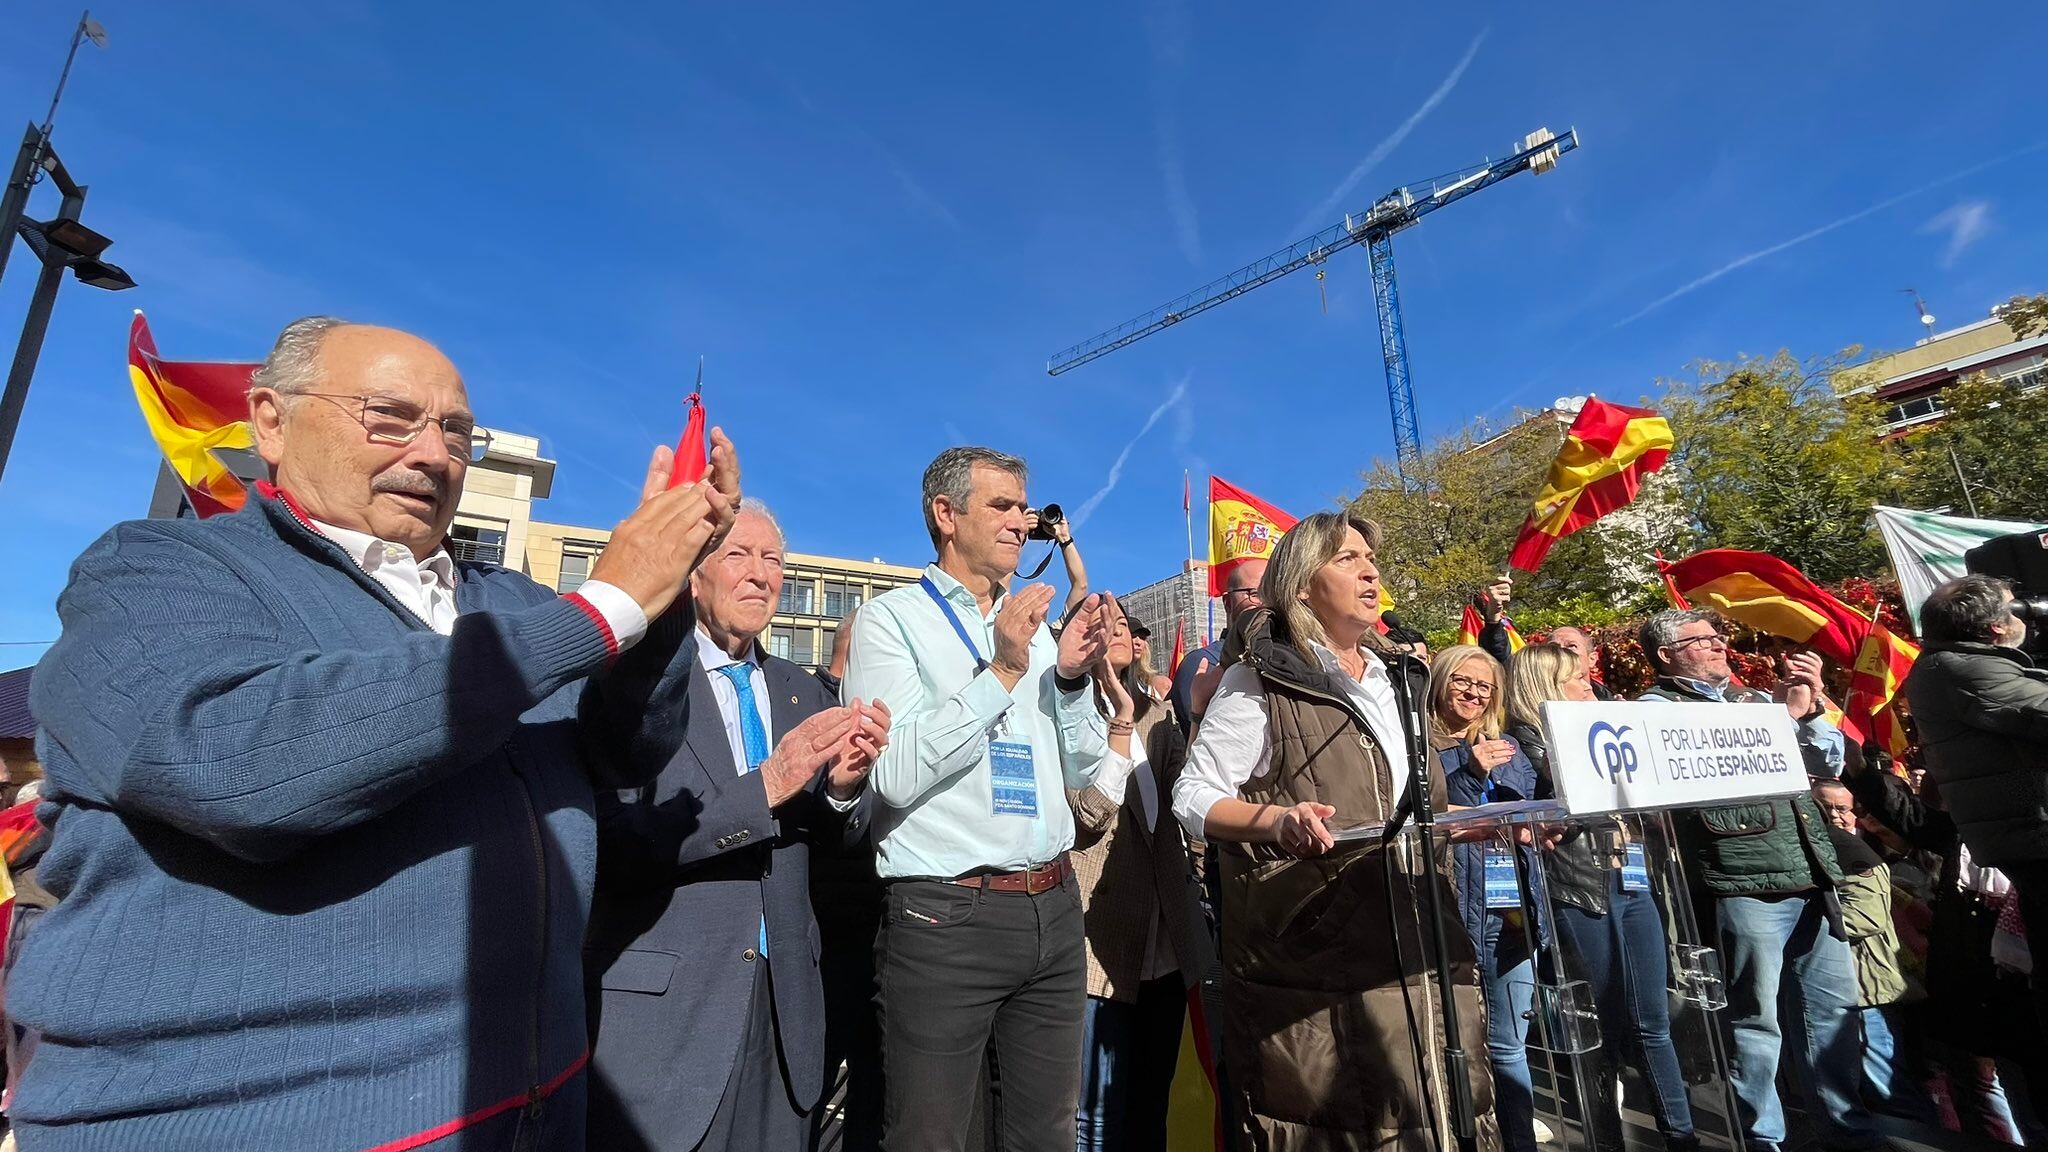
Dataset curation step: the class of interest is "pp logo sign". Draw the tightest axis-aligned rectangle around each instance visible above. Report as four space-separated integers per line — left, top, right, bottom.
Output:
1586 721 1641 784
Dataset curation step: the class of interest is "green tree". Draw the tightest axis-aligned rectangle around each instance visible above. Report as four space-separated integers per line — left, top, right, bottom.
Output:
1998 293 2048 340
1349 410 1676 638
1897 372 2048 520
1660 350 1898 582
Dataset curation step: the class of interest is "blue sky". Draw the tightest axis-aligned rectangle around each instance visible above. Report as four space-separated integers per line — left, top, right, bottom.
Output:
2 2 2044 663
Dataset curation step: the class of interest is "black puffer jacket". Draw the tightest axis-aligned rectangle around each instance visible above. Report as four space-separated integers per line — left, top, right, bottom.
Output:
1904 641 2048 867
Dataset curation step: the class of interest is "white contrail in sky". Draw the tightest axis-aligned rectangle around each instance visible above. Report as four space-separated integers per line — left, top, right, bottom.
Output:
1290 26 1490 237
1615 143 2047 329
1922 199 1993 268
1072 376 1191 528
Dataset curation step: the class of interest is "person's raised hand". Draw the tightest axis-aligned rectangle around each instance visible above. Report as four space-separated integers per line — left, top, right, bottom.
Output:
992 584 1057 686
760 707 859 808
1056 593 1110 679
590 469 727 619
1778 650 1824 719
1189 654 1224 719
702 427 742 549
1274 801 1337 858
1470 736 1516 775
1094 655 1134 723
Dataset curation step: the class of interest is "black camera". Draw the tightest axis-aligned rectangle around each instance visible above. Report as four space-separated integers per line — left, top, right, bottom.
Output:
1026 503 1065 542
1965 529 2048 653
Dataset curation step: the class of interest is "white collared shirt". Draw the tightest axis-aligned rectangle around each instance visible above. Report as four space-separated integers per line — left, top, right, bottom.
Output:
694 628 775 774
1170 642 1413 838
308 517 648 647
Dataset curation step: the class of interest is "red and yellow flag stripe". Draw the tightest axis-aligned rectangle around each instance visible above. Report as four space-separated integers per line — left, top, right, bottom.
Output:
1509 399 1673 573
129 312 259 518
1208 476 1296 598
1660 549 1918 756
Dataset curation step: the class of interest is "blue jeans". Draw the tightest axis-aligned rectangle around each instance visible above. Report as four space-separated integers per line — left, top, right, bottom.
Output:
1482 913 1538 1152
1554 881 1695 1142
1717 893 1876 1151
1075 975 1185 1152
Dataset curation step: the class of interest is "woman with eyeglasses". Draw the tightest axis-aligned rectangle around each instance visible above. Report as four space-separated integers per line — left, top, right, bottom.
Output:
1170 513 1493 1151
1427 645 1546 1152
1508 644 1699 1152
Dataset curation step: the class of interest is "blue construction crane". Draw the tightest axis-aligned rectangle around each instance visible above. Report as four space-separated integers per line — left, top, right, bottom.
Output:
1047 127 1580 483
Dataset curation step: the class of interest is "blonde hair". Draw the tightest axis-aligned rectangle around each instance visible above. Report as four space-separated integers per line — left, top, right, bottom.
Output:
1427 645 1506 740
1258 510 1383 661
1507 643 1581 733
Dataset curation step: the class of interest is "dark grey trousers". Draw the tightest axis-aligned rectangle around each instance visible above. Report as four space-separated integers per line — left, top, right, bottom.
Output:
875 875 1086 1152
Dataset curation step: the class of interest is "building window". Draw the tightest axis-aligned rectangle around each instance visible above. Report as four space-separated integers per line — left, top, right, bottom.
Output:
823 580 864 619
768 625 815 665
449 524 506 565
779 580 817 616
557 541 604 593
558 553 590 593
1883 395 1943 427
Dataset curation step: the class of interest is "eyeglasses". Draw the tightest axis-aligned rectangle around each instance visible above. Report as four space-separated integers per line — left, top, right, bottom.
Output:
1448 674 1495 699
1668 634 1727 653
1222 587 1262 604
295 393 492 462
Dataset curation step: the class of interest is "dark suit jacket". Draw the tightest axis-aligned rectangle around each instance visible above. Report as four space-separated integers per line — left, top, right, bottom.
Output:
585 645 873 1152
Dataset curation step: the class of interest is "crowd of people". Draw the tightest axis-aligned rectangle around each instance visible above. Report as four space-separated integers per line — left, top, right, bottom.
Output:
0 315 2044 1152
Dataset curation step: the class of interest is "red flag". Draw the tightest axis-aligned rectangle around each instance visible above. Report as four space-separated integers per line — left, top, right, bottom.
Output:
1169 619 1187 687
1455 604 1524 652
1183 471 1191 513
1509 399 1673 573
1659 549 1919 755
666 357 709 489
128 312 259 517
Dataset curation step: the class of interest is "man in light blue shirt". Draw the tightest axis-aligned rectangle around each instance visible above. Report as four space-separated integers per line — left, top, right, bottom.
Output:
844 445 1110 1152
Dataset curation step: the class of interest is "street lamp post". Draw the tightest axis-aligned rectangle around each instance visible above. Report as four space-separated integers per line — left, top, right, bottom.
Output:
0 137 135 483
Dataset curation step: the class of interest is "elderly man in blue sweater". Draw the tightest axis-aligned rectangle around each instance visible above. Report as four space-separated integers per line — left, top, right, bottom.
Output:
14 317 738 1152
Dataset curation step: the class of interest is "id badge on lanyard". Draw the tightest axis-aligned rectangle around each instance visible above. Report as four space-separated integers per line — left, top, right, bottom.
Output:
921 578 1039 819
1622 842 1652 892
1484 847 1520 910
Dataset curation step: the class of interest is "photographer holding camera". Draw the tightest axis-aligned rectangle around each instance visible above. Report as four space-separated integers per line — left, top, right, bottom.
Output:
1906 574 2048 1031
1024 503 1091 618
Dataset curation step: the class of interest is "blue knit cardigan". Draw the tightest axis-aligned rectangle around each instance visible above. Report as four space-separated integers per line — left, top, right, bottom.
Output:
12 485 697 1151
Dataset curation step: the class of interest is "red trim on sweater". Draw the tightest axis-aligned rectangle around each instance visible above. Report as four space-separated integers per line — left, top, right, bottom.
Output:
563 591 619 660
360 1050 589 1152
254 480 318 529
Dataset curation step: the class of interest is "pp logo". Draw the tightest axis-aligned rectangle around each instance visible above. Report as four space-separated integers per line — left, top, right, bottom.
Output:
1586 721 1641 784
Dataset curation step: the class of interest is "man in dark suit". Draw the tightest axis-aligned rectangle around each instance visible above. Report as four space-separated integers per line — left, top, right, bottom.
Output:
588 499 891 1152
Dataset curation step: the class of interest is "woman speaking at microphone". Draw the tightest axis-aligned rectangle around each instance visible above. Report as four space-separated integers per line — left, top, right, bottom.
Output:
1171 512 1493 1151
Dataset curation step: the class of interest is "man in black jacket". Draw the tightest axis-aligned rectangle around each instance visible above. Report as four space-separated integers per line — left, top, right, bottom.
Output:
1905 574 2048 1031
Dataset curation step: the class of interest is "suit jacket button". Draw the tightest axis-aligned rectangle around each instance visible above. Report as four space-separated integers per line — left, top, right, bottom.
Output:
736 830 750 841
742 948 759 962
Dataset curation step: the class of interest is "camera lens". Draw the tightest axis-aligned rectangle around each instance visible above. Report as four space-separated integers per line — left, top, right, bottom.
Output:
2012 597 2048 623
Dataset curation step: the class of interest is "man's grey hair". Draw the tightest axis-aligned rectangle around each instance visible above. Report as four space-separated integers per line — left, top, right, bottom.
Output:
1638 608 1720 673
248 316 354 397
735 497 787 551
921 446 1027 548
1921 574 2012 645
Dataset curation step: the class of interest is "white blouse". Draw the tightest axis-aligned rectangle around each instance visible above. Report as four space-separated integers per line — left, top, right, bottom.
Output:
1169 643 1413 838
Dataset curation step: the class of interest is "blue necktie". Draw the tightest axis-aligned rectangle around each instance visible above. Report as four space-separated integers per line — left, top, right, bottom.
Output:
716 663 772 957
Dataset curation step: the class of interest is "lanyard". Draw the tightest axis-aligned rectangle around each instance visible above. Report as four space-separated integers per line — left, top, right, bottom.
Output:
920 577 990 674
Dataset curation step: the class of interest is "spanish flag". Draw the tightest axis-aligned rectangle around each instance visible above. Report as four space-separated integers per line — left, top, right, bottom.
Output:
1456 604 1525 653
1509 398 1673 573
1659 549 1918 756
129 312 258 518
1208 477 1295 597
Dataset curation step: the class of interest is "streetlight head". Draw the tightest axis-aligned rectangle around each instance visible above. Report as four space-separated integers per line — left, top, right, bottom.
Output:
42 218 113 260
70 258 136 291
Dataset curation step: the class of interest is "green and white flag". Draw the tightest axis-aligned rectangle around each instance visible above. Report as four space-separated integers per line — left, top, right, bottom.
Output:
1873 505 2047 631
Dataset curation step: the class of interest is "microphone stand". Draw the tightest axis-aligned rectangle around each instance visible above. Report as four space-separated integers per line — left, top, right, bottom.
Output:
1379 651 1479 1152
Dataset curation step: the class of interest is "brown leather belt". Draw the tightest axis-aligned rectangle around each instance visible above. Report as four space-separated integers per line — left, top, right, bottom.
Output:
951 854 1072 895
